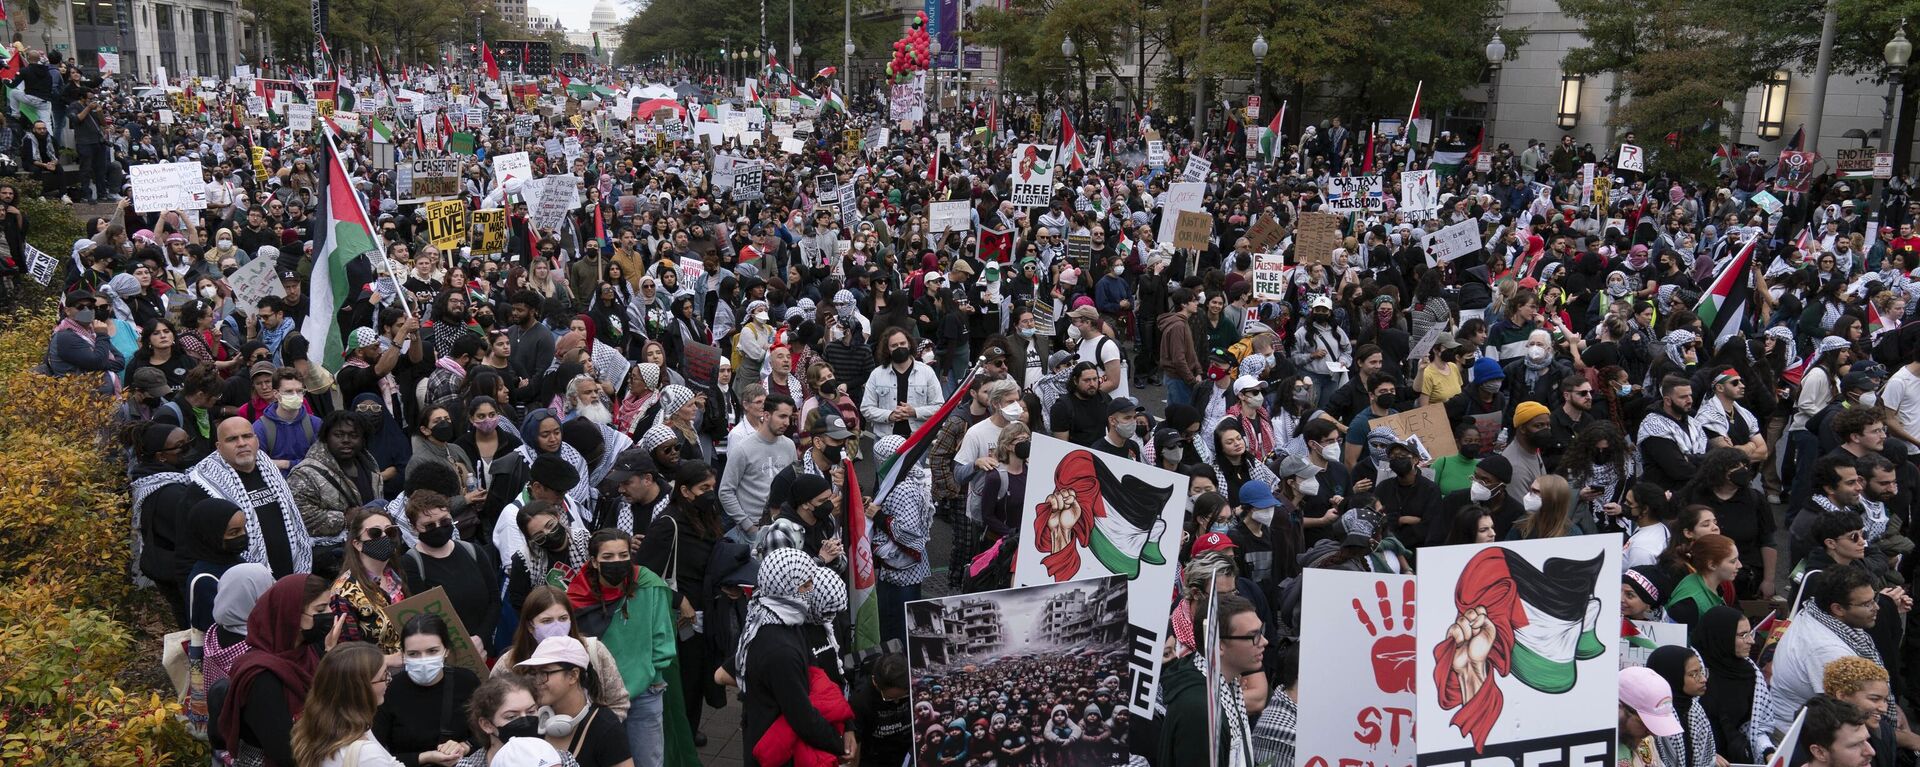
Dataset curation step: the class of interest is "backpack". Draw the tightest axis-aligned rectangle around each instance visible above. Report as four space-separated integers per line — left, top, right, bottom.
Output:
259 415 316 455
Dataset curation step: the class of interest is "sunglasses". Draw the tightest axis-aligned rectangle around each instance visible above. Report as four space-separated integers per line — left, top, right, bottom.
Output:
361 525 403 542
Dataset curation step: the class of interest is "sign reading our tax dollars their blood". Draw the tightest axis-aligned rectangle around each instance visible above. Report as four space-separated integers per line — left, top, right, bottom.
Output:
1326 175 1384 212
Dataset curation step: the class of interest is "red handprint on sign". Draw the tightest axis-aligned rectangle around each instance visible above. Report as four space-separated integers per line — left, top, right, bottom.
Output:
1353 578 1418 694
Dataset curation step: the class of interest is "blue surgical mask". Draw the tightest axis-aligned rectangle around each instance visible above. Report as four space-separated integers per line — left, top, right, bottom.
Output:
1617 384 1633 396
1209 522 1234 534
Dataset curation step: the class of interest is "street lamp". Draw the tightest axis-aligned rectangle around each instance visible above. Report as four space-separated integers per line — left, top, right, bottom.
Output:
844 38 854 98
1251 34 1267 169
1484 31 1506 148
930 39 943 126
1061 36 1086 129
1557 73 1584 130
1880 21 1910 222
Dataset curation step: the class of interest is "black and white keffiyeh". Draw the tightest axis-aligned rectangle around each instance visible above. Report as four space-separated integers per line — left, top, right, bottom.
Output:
1803 605 1884 664
1195 653 1255 767
189 450 318 574
1637 410 1708 458
736 548 815 695
130 470 190 586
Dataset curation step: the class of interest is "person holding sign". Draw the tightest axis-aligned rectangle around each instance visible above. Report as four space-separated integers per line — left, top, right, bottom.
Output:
372 614 480 766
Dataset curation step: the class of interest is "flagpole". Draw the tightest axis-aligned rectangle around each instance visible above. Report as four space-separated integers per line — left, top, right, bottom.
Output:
324 125 413 319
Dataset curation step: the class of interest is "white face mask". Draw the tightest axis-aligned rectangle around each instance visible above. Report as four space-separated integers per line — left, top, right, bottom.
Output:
199 286 219 301
753 312 769 323
1470 481 1497 503
1251 508 1275 527
278 393 305 410
1318 442 1340 462
1001 403 1024 421
1526 345 1548 363
1522 491 1543 513
404 654 446 685
217 238 233 249
1298 476 1321 496
1111 265 1125 276
1067 324 1083 341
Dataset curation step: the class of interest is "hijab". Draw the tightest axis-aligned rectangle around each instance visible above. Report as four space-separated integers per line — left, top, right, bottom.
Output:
220 574 324 757
353 391 410 471
211 563 276 633
1695 605 1758 741
176 498 245 567
1648 644 1708 767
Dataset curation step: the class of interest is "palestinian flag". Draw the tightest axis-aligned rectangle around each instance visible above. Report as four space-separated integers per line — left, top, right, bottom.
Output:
1693 238 1757 351
5 83 45 124
872 365 978 509
1259 101 1287 161
1432 128 1480 177
0 47 20 82
845 456 880 655
822 86 846 114
1059 108 1087 171
1404 80 1422 167
790 83 819 111
366 116 394 144
302 131 386 373
1434 547 1606 752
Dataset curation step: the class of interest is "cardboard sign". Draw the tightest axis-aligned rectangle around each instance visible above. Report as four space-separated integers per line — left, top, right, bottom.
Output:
1298 570 1419 767
1009 143 1058 208
408 157 462 200
1616 142 1645 172
384 587 488 677
1415 537 1620 766
227 256 288 317
424 200 467 250
1252 256 1288 300
1013 435 1188 716
1173 209 1213 250
928 200 972 234
1156 181 1206 245
1246 217 1285 251
1293 211 1343 266
287 103 315 132
471 208 507 254
1837 147 1875 174
683 341 721 390
129 161 208 213
1365 402 1459 459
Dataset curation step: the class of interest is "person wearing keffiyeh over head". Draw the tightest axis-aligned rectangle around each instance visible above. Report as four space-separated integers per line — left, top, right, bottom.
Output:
185 417 320 578
737 549 850 762
869 434 931 647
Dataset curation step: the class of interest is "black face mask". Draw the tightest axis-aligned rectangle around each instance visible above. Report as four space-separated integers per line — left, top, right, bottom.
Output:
539 528 571 553
360 536 401 562
222 534 248 555
418 522 456 548
430 421 456 443
824 444 845 464
1390 457 1414 476
1458 443 1481 460
1730 468 1754 487
889 346 912 364
696 490 722 514
303 612 335 646
596 559 632 586
1014 440 1032 460
496 715 542 741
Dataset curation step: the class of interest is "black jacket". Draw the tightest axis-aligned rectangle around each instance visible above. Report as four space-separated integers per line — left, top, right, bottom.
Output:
742 623 846 759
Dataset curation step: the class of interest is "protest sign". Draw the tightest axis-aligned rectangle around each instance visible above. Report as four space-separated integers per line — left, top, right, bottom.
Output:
1180 154 1211 182
245 95 267 116
1156 181 1206 246
471 208 507 254
1029 298 1058 335
1246 217 1286 252
1777 150 1820 192
424 200 467 251
710 154 744 191
1252 256 1288 300
1063 234 1093 267
815 173 838 197
1293 211 1343 266
683 341 721 390
332 111 360 134
492 151 533 189
731 163 765 202
1617 143 1645 172
1590 175 1612 211
227 257 288 317
1408 324 1447 361
130 161 208 213
384 588 487 677
287 103 315 132
530 174 578 233
1298 570 1418 767
838 183 860 232
1146 139 1167 169
23 243 55 286
1837 147 1875 175
1423 219 1485 263
1402 169 1439 217
1621 620 1686 668
1416 536 1620 767
1367 403 1459 459
906 577 1132 764
408 157 462 201
928 200 972 234
1750 190 1783 215
779 137 804 155
888 73 926 122
1326 175 1384 212
1009 143 1058 207
1173 210 1213 250
1013 435 1188 716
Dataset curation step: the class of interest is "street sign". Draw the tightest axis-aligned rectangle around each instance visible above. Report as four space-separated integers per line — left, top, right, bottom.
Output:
1875 152 1895 180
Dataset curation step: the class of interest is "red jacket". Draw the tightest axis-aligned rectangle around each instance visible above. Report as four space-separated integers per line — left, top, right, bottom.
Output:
751 667 854 767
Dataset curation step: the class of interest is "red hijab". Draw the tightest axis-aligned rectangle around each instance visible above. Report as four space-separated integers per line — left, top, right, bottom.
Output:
220 574 323 761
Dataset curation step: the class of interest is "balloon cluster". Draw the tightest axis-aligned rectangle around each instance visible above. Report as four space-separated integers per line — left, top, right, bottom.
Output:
885 12 932 82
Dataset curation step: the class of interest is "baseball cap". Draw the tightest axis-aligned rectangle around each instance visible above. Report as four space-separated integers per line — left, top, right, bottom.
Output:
249 360 277 379
1239 479 1278 509
1106 397 1144 416
515 635 590 671
1190 532 1237 557
491 738 567 767
127 367 170 397
1309 295 1334 310
1619 666 1684 737
810 410 855 440
1274 454 1319 481
605 448 657 485
1843 370 1879 392
1232 375 1266 396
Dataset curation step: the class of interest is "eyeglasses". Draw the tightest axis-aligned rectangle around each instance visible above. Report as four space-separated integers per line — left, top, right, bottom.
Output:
1571 389 1593 397
529 521 565 548
1222 633 1268 644
362 525 403 542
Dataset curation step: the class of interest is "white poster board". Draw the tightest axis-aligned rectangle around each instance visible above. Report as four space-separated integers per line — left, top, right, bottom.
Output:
1415 536 1620 767
1423 219 1485 262
1326 175 1384 213
129 161 209 212
24 243 55 285
1298 570 1419 767
287 103 315 132
928 200 972 234
492 151 532 190
1252 256 1288 300
1009 143 1058 208
1156 181 1207 246
227 255 288 316
1181 154 1211 182
1617 143 1645 172
529 174 578 232
1147 140 1167 169
1013 435 1188 717
1401 169 1439 218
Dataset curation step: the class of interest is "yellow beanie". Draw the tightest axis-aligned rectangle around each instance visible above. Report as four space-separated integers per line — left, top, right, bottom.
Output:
1514 401 1550 427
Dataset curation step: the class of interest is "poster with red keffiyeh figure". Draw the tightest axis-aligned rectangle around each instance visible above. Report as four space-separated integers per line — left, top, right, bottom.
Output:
1014 435 1187 717
1416 536 1622 767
